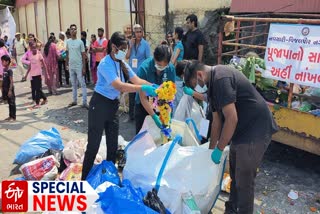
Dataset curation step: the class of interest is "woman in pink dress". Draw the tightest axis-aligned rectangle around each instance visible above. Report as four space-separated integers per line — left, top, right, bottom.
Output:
43 36 59 95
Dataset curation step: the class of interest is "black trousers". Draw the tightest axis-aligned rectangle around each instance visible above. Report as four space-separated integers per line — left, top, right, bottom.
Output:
31 75 46 105
84 60 90 84
134 103 149 134
129 92 135 120
3 87 16 119
226 141 270 214
58 60 70 85
81 92 119 180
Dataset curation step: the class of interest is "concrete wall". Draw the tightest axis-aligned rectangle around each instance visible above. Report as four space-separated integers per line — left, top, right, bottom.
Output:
46 0 60 38
13 0 231 60
60 0 80 34
108 0 131 35
144 0 166 49
81 0 105 36
36 0 47 43
18 7 27 35
25 3 36 35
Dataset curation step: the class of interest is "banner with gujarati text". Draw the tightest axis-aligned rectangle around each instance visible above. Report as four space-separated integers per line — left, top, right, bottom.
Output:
264 23 320 88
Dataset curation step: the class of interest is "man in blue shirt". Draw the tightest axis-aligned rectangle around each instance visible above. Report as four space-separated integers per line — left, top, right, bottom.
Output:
135 44 176 134
125 24 151 121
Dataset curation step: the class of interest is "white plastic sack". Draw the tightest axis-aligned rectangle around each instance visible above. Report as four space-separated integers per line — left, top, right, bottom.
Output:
123 131 228 214
63 135 126 165
173 95 205 128
140 115 199 146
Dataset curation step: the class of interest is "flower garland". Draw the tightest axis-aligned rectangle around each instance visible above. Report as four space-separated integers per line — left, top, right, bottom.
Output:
155 81 177 140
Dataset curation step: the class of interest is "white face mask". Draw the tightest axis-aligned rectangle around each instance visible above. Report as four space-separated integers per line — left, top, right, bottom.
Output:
115 49 126 61
155 64 168 71
195 79 208 93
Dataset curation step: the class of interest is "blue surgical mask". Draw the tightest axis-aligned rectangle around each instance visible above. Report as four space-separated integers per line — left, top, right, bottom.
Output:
115 49 126 61
155 64 168 71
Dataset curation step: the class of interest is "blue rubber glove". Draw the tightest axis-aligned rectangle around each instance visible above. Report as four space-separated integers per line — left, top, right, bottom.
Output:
152 114 162 128
183 86 195 96
141 85 157 97
211 147 223 164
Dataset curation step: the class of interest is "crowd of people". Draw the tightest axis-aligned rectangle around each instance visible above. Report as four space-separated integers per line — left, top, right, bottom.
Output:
0 13 278 214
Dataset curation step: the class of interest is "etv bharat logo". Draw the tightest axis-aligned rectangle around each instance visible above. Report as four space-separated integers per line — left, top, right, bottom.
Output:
5 183 24 202
1 181 98 212
1 181 28 212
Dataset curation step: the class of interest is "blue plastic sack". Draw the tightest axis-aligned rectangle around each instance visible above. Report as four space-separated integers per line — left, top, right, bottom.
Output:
14 127 63 165
98 179 158 214
86 160 121 189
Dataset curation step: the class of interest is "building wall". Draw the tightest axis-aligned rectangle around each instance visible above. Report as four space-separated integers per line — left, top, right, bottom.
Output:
25 3 36 35
18 7 27 35
144 0 166 49
13 0 231 57
81 0 105 37
108 0 131 35
46 0 60 37
36 0 47 43
60 0 80 35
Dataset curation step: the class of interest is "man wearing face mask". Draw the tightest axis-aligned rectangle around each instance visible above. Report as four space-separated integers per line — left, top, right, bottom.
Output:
135 44 176 134
183 61 278 214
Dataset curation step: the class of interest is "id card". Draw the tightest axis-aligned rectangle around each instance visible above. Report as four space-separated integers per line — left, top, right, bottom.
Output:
132 58 138 68
199 118 210 138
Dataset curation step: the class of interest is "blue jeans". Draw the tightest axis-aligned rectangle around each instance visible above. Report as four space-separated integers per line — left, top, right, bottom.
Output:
70 67 87 105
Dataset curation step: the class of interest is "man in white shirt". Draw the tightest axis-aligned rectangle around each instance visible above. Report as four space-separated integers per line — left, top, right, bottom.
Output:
13 32 28 82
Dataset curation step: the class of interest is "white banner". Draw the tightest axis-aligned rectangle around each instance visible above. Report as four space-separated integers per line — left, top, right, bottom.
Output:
0 7 16 48
264 23 320 88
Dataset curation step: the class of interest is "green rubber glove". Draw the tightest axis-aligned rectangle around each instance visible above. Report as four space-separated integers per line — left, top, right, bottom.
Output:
152 114 162 128
183 86 195 96
211 147 223 164
141 85 157 97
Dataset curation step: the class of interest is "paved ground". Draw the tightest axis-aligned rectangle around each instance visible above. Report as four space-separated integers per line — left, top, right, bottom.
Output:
0 73 320 214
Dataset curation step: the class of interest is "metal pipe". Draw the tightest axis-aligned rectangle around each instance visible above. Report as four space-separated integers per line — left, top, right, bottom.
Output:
222 41 266 50
58 0 62 31
104 0 109 38
235 20 240 54
78 0 83 31
225 33 266 42
235 23 268 31
45 0 49 38
165 0 169 34
223 15 320 24
24 6 28 34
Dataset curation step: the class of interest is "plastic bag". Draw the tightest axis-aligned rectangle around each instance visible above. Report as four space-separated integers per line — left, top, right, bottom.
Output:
59 163 83 181
143 188 167 214
14 128 63 165
174 95 205 129
98 179 158 214
86 160 121 189
123 132 228 214
20 155 59 180
139 116 199 147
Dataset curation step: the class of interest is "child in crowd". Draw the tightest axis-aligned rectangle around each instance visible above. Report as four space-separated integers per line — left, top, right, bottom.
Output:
1 55 16 121
22 42 48 108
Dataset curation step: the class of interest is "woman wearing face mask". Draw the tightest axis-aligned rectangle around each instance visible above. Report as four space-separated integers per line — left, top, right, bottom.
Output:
134 44 176 134
81 32 157 180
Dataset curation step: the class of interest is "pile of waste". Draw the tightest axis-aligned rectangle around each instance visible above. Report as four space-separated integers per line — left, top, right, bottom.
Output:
2 117 229 213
